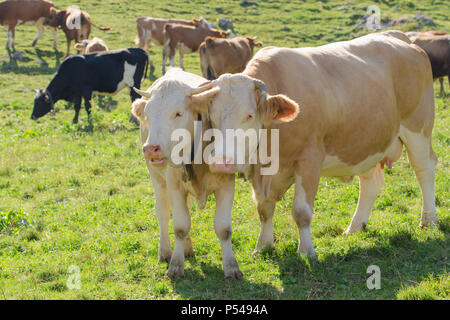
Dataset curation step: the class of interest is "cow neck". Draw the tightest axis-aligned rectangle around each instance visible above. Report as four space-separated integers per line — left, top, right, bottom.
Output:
46 80 60 109
182 113 203 182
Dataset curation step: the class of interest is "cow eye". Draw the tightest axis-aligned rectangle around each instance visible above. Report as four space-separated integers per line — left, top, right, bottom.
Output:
174 112 183 118
246 114 254 121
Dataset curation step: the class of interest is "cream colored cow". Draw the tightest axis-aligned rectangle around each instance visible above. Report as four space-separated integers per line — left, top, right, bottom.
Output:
189 31 438 257
132 68 242 280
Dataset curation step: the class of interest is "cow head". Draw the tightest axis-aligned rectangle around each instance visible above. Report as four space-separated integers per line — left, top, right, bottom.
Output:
223 29 234 38
190 74 299 174
45 9 65 28
31 89 53 120
132 69 219 168
246 36 263 50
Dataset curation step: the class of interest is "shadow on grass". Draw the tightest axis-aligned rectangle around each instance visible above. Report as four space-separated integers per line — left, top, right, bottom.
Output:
273 230 448 299
170 259 281 299
169 229 448 299
1 48 62 75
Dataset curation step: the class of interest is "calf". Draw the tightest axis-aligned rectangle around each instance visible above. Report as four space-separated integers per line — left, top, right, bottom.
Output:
31 48 148 124
189 31 438 257
131 68 242 280
162 23 233 74
46 6 111 57
199 36 263 80
409 33 449 96
135 17 209 69
74 37 108 54
0 0 58 50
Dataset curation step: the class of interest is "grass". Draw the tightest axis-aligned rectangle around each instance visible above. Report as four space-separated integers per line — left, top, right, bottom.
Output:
0 0 448 300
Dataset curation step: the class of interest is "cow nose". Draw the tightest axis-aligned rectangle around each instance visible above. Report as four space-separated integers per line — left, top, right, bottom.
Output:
143 144 161 158
210 156 234 172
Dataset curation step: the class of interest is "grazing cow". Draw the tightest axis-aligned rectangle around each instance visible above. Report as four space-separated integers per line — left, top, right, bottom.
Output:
408 33 449 96
46 6 111 57
0 0 58 50
131 68 242 280
74 37 108 54
162 23 233 74
135 17 209 69
31 48 148 124
188 31 438 257
199 36 263 80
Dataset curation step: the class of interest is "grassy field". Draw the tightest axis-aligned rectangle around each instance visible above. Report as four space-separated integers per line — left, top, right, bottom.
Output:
0 0 448 300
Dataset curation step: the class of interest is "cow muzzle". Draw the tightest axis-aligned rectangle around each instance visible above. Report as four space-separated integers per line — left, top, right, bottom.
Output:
143 144 167 166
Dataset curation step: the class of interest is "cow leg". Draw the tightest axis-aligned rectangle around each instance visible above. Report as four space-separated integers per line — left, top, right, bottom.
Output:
73 97 82 124
149 171 172 262
66 38 71 57
344 165 384 234
214 178 242 280
7 26 16 50
439 77 445 96
162 40 170 74
166 182 190 278
32 23 45 47
51 27 58 50
400 127 438 227
178 50 184 70
254 200 276 254
83 94 93 121
292 150 322 258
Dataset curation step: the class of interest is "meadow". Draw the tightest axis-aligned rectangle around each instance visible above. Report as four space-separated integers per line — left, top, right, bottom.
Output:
0 0 448 300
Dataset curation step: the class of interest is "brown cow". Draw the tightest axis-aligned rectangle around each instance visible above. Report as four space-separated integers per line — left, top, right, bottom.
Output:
135 17 209 69
0 0 58 50
162 23 233 74
46 6 110 57
408 33 449 96
199 36 263 80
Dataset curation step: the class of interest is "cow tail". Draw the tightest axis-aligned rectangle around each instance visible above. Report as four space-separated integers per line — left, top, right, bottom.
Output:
91 22 111 32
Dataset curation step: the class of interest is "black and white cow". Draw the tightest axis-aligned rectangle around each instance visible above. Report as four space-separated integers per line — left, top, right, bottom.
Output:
31 48 148 124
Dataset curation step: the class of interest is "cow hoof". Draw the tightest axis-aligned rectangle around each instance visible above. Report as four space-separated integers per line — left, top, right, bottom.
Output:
166 264 184 279
419 214 438 228
298 244 317 259
224 267 243 281
252 245 275 258
343 222 367 235
158 250 172 263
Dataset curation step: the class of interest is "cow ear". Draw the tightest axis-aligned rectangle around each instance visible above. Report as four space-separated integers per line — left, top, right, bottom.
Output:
259 94 300 126
131 98 147 121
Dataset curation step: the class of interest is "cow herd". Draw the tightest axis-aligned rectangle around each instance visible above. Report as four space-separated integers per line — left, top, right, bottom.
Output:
1 0 448 280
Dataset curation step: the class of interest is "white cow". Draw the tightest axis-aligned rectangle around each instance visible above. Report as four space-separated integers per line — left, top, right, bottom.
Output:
132 68 242 280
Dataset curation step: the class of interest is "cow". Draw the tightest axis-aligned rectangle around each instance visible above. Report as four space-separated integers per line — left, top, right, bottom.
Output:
199 36 263 80
131 68 242 280
405 30 447 38
74 37 108 54
45 6 111 57
187 31 438 258
135 17 210 70
31 48 148 124
162 23 233 74
0 0 58 50
407 33 449 96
